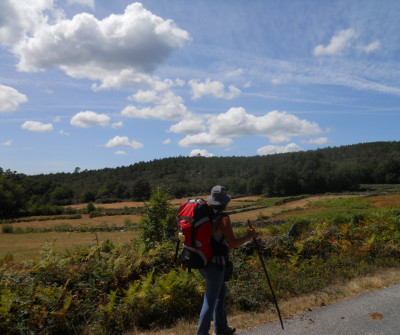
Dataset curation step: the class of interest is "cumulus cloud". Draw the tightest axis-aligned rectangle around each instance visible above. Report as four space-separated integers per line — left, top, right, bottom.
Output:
114 150 128 155
208 108 322 143
105 136 143 149
131 90 159 103
122 91 188 120
163 138 171 144
0 84 28 112
168 113 206 134
128 79 183 102
313 28 357 56
70 111 110 128
179 132 233 147
59 130 70 136
112 121 123 129
189 149 215 157
0 0 57 45
257 143 304 156
189 78 241 100
21 121 53 132
301 137 329 145
13 3 191 89
2 140 13 146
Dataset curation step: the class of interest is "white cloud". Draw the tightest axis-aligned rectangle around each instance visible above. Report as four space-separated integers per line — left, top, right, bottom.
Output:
257 143 304 156
179 132 233 147
59 130 70 136
70 111 110 128
163 138 171 144
189 78 241 100
301 137 329 145
208 108 322 143
0 84 28 112
0 0 57 46
122 91 188 120
67 0 95 10
358 40 381 54
13 3 191 89
126 78 185 101
313 28 357 56
105 136 143 149
190 149 215 157
169 113 206 134
112 121 123 129
114 150 127 155
21 121 53 132
131 90 159 103
2 140 13 146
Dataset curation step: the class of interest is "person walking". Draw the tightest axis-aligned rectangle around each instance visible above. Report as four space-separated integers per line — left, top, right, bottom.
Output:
196 185 256 335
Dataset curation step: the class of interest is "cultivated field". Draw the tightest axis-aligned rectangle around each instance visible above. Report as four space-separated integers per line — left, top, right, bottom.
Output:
1 192 400 262
2 191 400 334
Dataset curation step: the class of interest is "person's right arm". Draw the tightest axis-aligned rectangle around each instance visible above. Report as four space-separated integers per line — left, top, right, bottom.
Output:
219 215 256 249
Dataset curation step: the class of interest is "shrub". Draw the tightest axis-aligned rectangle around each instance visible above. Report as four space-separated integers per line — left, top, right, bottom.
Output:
140 185 177 249
1 224 13 234
87 202 96 213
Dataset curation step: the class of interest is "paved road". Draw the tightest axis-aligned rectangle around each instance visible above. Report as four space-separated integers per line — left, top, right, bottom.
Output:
238 283 400 335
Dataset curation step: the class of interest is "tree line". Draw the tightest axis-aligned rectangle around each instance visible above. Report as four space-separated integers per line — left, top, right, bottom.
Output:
2 141 400 219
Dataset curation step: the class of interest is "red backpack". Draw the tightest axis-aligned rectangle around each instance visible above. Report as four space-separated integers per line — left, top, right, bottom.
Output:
176 198 214 269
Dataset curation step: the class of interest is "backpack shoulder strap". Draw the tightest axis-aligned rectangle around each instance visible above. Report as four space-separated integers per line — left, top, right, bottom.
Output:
212 212 228 229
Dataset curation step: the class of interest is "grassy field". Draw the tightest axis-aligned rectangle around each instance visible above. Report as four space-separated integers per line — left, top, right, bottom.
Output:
0 230 140 262
2 190 400 334
2 192 399 263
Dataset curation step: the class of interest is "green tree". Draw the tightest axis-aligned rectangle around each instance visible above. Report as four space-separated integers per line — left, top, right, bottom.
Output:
132 179 151 201
50 186 74 205
140 185 177 249
0 175 26 218
81 190 96 203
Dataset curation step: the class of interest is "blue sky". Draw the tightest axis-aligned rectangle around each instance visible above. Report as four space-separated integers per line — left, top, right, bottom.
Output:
1 0 399 175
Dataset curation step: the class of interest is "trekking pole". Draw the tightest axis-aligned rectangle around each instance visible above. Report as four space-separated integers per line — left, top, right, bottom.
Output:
248 220 284 330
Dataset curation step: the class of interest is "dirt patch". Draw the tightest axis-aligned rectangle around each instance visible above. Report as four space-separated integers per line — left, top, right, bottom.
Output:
367 194 400 209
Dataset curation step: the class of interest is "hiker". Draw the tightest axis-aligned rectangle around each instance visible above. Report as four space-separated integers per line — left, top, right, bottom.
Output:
196 185 256 335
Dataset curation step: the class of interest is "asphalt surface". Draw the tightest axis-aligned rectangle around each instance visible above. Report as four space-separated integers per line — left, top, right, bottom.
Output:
238 283 400 335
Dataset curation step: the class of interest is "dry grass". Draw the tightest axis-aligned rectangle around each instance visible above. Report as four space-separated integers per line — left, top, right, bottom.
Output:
368 194 400 208
0 230 140 262
8 214 142 230
229 194 357 222
128 267 400 335
66 201 146 210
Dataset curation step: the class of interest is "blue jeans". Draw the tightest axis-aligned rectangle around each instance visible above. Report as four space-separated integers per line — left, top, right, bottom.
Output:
197 262 227 335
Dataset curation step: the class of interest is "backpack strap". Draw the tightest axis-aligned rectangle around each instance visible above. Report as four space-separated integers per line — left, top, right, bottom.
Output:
210 212 229 261
211 212 228 238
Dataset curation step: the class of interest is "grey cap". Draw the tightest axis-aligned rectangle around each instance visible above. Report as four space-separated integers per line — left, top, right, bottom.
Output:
207 185 231 206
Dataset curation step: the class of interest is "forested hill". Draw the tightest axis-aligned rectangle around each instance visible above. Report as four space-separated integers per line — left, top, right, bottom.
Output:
2 141 400 218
